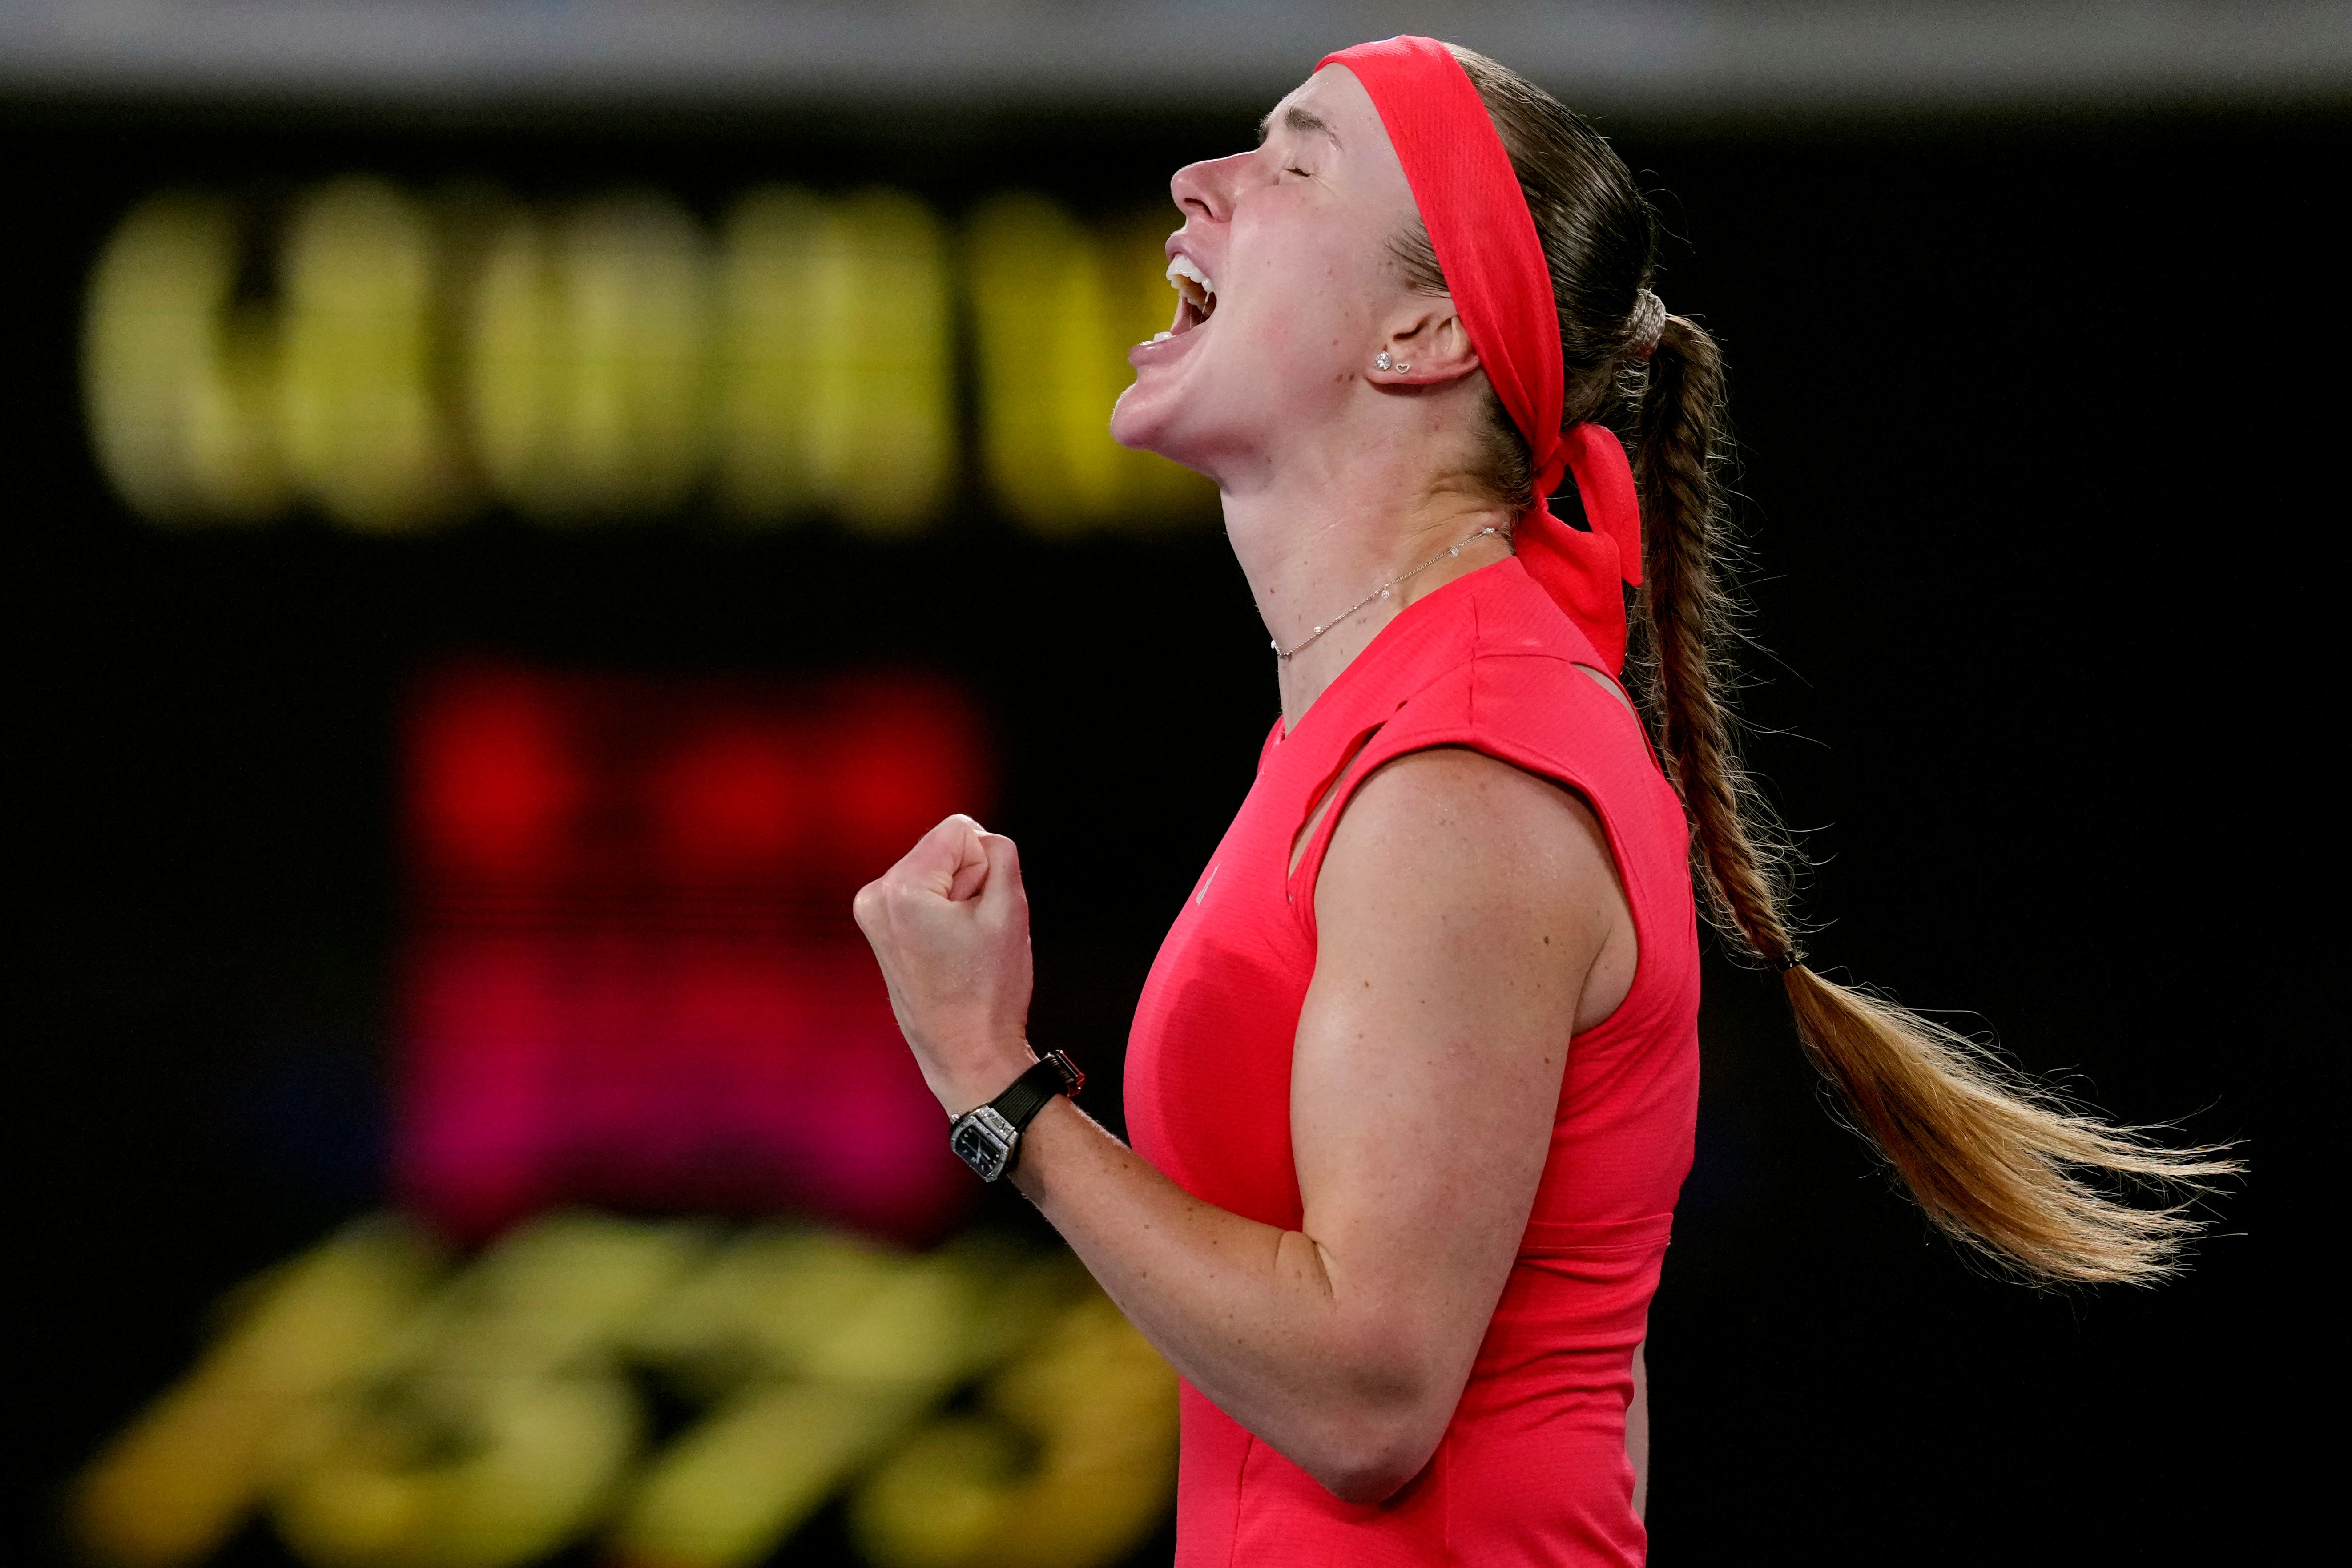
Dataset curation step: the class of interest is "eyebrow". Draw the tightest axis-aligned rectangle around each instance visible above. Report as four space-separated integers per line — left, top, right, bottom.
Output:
1257 104 1341 148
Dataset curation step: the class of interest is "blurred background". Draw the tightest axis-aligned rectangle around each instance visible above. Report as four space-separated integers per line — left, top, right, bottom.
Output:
8 3 2326 1564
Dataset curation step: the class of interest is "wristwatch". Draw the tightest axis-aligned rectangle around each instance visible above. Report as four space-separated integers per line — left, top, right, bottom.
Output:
948 1051 1085 1182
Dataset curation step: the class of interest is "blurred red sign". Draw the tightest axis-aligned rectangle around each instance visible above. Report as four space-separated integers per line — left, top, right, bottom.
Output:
394 662 991 1244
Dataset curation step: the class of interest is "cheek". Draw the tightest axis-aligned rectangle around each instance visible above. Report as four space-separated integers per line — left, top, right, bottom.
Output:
1226 246 1362 383
1235 210 1384 363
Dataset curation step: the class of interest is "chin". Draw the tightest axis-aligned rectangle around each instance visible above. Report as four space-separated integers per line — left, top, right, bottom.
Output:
1109 381 1206 472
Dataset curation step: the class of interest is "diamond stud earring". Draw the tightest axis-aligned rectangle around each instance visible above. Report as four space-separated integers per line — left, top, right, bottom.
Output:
1374 351 1411 373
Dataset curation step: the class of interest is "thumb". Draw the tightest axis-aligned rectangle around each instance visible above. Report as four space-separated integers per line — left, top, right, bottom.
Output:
973 832 1026 915
942 816 995 901
903 814 991 900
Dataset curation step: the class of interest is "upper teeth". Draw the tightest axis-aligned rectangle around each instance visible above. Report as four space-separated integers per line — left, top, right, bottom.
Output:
1167 254 1216 307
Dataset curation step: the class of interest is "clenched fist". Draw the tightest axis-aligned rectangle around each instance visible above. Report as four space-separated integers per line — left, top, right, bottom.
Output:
853 814 1039 1116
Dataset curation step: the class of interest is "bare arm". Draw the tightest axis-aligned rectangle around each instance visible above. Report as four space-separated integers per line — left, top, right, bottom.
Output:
854 748 1634 1502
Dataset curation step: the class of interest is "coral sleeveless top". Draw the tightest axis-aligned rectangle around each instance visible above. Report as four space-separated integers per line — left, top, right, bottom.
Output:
1123 556 1701 1566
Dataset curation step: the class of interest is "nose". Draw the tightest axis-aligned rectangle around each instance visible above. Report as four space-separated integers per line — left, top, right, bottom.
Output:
1169 150 1252 225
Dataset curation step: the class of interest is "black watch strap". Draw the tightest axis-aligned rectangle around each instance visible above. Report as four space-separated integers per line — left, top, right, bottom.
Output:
989 1050 1085 1134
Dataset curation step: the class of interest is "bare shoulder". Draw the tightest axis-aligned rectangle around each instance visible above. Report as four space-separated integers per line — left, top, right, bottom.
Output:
1324 746 1615 895
1316 746 1635 1031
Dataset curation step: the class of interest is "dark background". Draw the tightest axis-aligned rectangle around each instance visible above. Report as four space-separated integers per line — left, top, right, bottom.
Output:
9 92 2311 1563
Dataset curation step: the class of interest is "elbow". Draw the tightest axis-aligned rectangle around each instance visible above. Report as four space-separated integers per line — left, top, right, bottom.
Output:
1281 1314 1464 1504
1305 1429 1441 1506
1296 1404 1448 1506
1313 1459 1424 1508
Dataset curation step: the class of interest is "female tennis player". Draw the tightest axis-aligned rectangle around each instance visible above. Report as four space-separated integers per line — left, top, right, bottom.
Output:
855 37 2228 1565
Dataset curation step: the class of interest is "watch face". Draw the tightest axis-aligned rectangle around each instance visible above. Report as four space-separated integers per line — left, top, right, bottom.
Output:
950 1106 1018 1182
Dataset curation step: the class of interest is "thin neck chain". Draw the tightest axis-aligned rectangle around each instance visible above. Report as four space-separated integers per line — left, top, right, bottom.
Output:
1273 525 1505 662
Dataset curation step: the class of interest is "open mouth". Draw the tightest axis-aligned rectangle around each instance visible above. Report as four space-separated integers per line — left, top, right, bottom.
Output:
1152 254 1217 342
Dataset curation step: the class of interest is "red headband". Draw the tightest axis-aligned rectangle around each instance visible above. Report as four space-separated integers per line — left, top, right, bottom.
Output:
1317 36 1645 672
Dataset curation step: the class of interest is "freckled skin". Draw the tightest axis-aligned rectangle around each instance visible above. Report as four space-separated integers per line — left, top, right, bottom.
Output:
855 746 1634 1502
855 63 1644 1507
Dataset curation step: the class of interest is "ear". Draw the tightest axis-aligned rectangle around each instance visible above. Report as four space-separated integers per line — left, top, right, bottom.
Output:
1373 298 1482 387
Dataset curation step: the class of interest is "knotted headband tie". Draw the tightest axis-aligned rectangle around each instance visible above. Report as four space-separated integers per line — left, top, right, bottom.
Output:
1317 36 1645 672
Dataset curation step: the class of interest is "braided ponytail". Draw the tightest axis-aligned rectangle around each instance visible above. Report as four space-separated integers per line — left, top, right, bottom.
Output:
1434 45 2238 1286
1621 316 1797 962
1629 312 2235 1284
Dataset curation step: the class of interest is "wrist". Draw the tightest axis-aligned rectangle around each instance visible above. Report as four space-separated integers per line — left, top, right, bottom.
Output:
946 1048 1085 1184
940 1039 1037 1118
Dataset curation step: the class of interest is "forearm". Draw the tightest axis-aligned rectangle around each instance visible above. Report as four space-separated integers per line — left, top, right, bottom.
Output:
1009 1096 1440 1498
852 804 1593 1504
